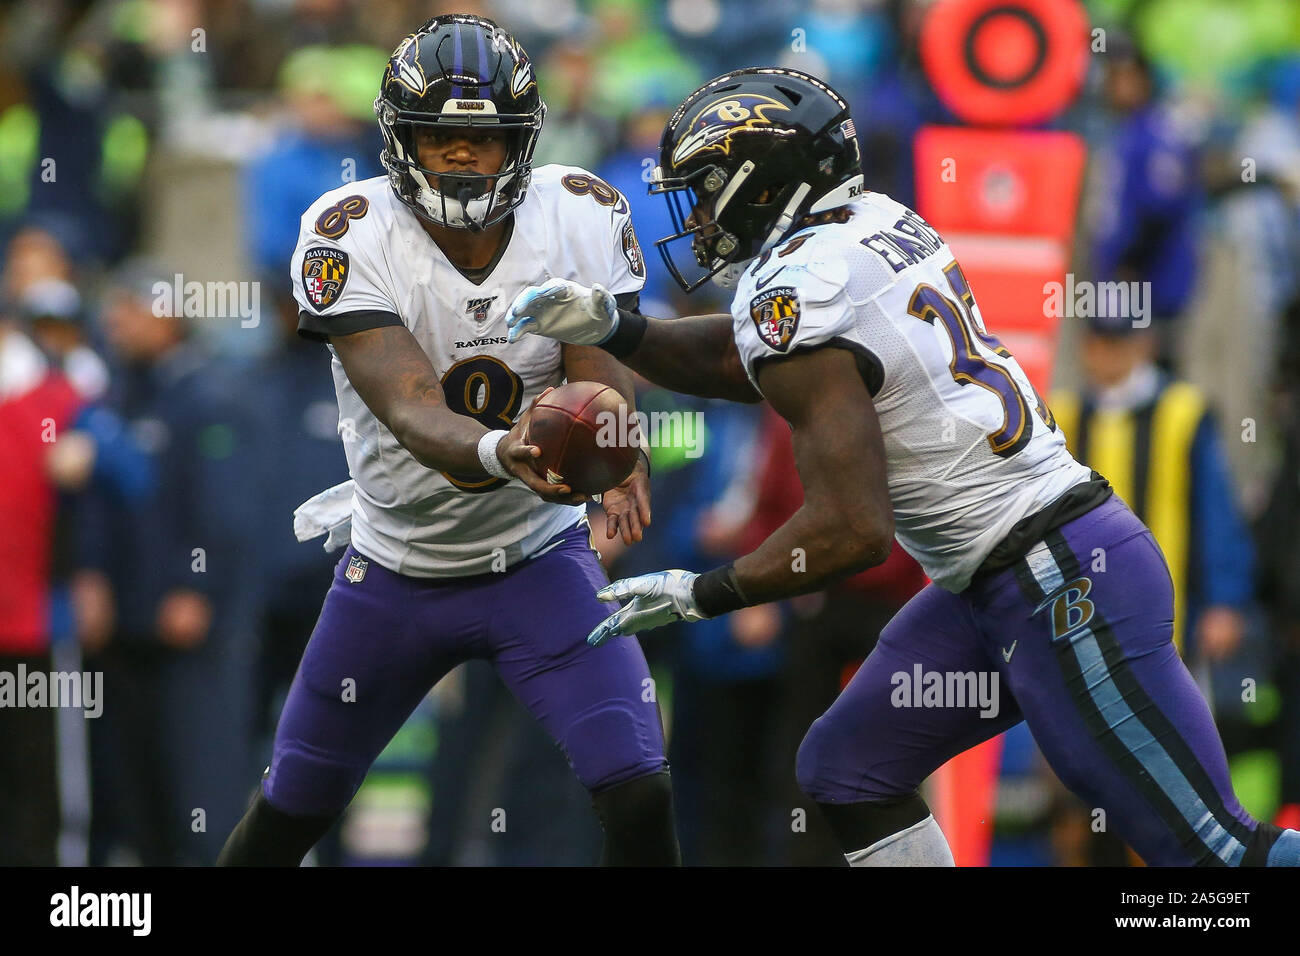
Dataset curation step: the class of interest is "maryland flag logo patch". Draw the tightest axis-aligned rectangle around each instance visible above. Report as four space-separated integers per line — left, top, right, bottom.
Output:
749 286 801 352
302 247 350 311
621 221 645 279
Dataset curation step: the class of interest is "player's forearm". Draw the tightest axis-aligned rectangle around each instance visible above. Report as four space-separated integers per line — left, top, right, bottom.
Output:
387 404 489 474
564 341 651 458
331 325 492 475
615 312 762 403
730 502 892 605
564 342 637 409
695 347 894 614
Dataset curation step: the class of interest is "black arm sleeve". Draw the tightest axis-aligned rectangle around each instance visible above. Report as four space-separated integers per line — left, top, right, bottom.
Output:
297 309 404 343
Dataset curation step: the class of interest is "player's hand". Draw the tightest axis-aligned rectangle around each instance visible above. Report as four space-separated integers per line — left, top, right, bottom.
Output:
587 569 705 647
505 277 619 346
597 452 651 544
497 389 589 505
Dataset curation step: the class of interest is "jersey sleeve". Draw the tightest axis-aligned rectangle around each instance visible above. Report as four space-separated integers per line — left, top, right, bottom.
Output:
733 255 883 396
604 191 648 299
291 196 403 343
541 166 647 301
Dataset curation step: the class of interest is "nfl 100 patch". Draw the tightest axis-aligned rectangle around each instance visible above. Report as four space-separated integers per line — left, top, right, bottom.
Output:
466 296 498 323
302 247 351 311
621 221 646 278
345 553 368 583
749 286 801 352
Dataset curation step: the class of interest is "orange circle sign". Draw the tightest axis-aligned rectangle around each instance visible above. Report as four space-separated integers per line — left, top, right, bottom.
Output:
920 0 1088 126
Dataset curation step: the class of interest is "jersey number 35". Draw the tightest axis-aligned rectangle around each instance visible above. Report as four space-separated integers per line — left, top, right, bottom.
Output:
907 260 1055 459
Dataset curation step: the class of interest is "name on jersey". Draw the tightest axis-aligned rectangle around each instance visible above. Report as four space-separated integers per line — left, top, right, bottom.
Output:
861 209 944 274
453 335 509 349
749 286 801 352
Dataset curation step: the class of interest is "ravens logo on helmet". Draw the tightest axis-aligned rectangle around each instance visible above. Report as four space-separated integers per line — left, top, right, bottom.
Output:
650 68 863 292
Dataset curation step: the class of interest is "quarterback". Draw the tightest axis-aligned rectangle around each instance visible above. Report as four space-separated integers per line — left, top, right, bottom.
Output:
508 67 1300 866
218 15 678 866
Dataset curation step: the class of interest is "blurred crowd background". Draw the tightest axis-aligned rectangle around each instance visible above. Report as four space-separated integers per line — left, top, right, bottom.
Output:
3 0 1300 866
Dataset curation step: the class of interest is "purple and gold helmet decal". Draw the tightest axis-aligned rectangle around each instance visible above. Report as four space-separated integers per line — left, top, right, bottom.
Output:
671 93 792 168
389 34 428 95
500 33 536 98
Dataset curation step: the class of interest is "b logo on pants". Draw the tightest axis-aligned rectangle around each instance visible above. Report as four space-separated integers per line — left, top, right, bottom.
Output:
1050 577 1095 642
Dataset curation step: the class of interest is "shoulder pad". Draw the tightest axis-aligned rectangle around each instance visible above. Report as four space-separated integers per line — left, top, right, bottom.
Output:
741 247 848 307
301 178 387 244
533 164 630 217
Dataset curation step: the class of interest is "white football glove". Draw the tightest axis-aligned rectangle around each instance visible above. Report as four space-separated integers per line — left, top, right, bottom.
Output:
506 277 619 346
587 569 706 647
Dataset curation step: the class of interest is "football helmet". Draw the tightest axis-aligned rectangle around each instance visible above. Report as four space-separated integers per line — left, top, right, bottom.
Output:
375 14 545 231
650 68 863 292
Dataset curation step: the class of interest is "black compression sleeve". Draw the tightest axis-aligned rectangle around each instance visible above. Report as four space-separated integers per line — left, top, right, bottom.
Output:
599 308 648 359
297 309 403 343
693 563 751 618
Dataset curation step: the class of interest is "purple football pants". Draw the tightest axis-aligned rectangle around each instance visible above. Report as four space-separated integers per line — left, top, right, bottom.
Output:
797 495 1298 866
263 524 667 817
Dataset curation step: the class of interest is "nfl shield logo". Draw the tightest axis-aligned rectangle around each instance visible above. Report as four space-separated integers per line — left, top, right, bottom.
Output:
345 554 368 583
466 296 498 323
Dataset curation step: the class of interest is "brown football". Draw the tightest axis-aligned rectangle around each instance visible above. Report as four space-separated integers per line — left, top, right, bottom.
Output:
525 381 640 495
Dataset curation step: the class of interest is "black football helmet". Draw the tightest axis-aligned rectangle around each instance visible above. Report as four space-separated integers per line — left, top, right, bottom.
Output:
375 14 545 231
651 68 863 292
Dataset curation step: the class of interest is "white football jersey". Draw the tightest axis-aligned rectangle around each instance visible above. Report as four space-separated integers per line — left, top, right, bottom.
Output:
290 166 647 577
731 192 1092 592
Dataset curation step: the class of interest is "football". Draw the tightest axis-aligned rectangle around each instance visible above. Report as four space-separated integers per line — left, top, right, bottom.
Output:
525 381 640 495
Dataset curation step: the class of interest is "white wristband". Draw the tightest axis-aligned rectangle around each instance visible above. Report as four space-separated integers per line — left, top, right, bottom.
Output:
478 430 512 480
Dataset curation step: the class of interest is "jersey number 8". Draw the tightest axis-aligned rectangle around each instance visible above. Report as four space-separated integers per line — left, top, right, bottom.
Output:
560 173 628 214
440 356 525 492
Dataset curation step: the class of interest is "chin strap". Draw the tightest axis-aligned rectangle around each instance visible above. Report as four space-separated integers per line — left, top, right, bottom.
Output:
759 181 812 253
457 184 481 233
706 178 812 290
709 260 750 290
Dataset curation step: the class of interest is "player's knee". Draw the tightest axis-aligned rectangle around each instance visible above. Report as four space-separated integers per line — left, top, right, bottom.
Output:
216 788 338 866
591 771 680 866
815 792 935 858
593 770 674 826
797 715 858 802
264 743 366 818
561 699 665 792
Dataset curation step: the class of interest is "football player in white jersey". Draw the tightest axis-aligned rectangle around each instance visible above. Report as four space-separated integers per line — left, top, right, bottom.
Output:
507 68 1299 867
218 14 680 866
